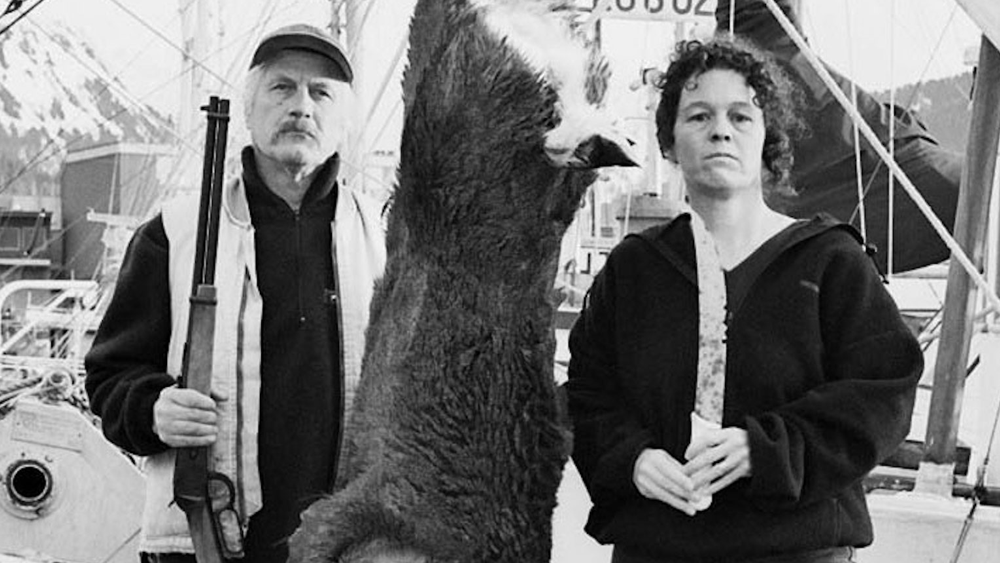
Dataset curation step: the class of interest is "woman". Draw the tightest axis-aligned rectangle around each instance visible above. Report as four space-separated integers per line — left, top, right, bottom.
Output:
565 38 922 563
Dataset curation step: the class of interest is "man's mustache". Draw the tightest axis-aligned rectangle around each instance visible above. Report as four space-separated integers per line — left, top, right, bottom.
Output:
276 121 317 137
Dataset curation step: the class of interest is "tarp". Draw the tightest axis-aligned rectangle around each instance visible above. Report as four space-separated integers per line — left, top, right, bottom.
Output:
717 0 965 273
956 0 1000 54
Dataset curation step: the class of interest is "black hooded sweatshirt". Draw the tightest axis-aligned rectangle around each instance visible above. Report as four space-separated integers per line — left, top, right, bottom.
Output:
566 214 922 560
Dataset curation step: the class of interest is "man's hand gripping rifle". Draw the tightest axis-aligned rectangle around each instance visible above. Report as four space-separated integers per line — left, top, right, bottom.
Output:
173 96 244 562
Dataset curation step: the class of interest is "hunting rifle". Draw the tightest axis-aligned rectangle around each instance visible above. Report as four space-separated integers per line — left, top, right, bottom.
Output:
173 96 243 562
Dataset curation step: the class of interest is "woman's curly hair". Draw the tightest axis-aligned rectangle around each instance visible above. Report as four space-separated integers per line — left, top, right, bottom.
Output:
655 37 808 197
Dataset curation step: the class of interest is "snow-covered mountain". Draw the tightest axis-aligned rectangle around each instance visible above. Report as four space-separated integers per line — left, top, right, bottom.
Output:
0 19 173 198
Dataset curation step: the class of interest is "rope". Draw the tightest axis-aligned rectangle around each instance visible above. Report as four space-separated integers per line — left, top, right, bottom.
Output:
0 365 90 420
837 4 960 272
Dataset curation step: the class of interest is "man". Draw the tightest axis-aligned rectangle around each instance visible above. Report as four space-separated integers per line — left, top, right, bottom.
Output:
85 24 386 563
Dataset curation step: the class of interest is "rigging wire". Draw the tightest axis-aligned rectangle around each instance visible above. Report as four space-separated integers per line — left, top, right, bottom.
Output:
342 4 407 192
842 0 868 242
888 0 896 277
339 0 432 197
0 0 304 202
0 146 169 285
840 4 961 264
30 19 194 146
219 0 285 81
758 0 1000 317
2 1 24 17
176 2 391 195
104 0 234 91
12 0 352 209
7 0 472 259
0 212 101 284
348 0 377 55
0 6 195 243
162 0 315 204
902 5 962 111
0 0 44 36
362 34 408 142
949 380 1000 563
3 0 343 262
364 96 402 158
337 149 399 196
58 222 108 279
0 4 187 194
145 0 275 197
118 0 307 199
0 134 63 198
0 18 201 198
102 6 186 109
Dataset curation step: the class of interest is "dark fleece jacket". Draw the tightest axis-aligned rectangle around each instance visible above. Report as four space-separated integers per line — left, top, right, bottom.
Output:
566 214 922 560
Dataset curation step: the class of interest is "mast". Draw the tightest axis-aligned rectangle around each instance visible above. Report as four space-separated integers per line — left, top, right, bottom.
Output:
330 0 346 39
916 36 1000 495
178 0 210 149
177 0 222 192
343 0 368 192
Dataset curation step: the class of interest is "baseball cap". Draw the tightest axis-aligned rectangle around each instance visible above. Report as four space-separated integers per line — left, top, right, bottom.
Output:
250 24 353 83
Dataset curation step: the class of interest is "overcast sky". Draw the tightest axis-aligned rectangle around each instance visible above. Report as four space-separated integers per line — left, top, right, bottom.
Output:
17 0 985 136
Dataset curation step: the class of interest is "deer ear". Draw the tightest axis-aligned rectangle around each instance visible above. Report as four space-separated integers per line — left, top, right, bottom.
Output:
567 134 639 169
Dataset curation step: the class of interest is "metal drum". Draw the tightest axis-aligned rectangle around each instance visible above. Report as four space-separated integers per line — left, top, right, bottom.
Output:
0 399 144 563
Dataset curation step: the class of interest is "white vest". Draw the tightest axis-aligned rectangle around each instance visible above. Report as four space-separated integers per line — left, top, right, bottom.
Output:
138 175 385 553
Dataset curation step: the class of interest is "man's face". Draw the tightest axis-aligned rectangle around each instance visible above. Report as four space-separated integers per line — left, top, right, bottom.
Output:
247 50 350 172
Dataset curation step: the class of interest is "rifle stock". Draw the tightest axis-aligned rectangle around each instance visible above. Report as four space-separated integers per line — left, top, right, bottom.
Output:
173 96 238 562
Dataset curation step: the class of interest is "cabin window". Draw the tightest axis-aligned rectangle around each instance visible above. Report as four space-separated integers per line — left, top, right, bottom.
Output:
0 228 21 251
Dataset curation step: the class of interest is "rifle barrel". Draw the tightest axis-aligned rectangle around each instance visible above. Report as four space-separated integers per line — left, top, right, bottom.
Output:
193 96 220 294
175 95 236 563
204 98 230 286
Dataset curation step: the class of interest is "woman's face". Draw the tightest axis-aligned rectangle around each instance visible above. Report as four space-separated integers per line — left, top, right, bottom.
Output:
669 69 766 198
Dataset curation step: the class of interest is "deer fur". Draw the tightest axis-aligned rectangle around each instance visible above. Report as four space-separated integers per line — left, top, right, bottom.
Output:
288 1 632 561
